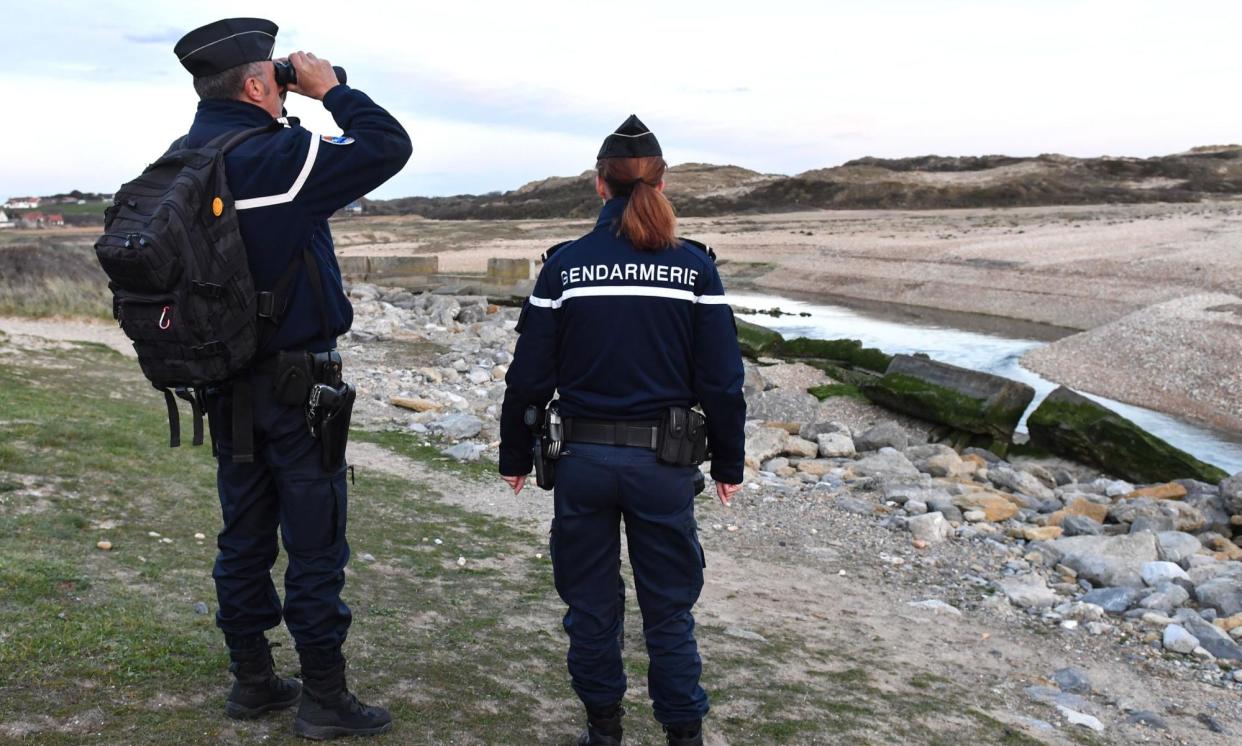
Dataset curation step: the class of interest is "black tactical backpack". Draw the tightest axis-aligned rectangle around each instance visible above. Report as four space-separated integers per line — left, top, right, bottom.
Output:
96 123 281 449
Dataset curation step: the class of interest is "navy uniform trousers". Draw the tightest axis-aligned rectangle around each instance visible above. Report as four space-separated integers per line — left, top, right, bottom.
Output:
206 369 352 649
551 442 710 726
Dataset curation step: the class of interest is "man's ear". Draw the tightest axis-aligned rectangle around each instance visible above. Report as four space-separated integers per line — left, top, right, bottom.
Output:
595 174 609 200
242 76 265 103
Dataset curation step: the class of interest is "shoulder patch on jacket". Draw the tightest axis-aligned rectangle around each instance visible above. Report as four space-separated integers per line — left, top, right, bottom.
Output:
321 134 355 145
680 237 717 263
541 240 572 263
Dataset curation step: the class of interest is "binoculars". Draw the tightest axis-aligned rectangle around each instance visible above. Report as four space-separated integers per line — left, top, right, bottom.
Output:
274 59 348 88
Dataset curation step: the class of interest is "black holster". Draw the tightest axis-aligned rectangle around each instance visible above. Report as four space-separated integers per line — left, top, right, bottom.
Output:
317 383 355 472
656 407 709 467
525 402 562 490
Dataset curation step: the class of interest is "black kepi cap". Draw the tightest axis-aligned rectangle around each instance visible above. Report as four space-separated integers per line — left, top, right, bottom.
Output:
597 115 662 159
175 18 278 78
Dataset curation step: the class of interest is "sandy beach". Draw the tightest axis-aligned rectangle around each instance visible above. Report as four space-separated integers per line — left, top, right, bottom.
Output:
329 200 1242 432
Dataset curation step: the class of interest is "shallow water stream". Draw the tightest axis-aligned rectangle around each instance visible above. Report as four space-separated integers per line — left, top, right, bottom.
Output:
729 292 1242 476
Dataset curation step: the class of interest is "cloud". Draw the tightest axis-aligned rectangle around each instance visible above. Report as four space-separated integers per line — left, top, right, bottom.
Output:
123 28 184 44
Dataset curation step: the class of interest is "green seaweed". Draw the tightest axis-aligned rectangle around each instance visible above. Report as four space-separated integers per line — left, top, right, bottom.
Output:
1028 388 1228 484
862 372 1027 440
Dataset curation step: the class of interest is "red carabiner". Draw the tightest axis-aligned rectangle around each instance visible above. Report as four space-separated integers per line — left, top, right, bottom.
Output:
158 305 172 330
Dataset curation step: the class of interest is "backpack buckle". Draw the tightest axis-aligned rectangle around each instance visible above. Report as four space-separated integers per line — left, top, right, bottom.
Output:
193 340 224 358
257 291 277 319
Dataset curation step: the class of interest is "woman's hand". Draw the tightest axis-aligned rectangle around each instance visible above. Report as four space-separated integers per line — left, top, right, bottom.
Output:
715 482 741 507
502 475 526 495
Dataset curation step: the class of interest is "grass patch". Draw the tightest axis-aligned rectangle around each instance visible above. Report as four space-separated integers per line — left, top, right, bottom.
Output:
808 383 866 401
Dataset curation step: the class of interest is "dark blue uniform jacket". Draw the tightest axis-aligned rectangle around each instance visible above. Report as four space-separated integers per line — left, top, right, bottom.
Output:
185 86 412 354
500 198 746 484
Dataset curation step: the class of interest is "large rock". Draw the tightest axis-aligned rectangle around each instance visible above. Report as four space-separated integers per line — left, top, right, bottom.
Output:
999 574 1058 609
1177 613 1242 661
433 413 484 440
1044 533 1160 589
908 512 952 544
1156 532 1203 565
952 491 1020 522
1141 561 1190 587
1163 624 1200 655
862 355 1035 441
1028 387 1229 485
855 422 910 452
1194 577 1242 616
989 466 1056 501
745 427 790 469
1081 587 1141 615
735 319 784 358
852 449 920 480
748 390 823 425
817 432 856 458
1223 473 1242 516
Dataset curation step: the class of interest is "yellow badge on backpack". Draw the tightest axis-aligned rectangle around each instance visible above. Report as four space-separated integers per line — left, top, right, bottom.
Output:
212 197 224 217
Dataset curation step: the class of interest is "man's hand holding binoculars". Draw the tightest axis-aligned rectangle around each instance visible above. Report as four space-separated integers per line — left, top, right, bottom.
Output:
282 51 341 101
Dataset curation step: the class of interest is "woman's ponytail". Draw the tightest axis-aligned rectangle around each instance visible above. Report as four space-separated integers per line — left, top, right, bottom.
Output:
597 157 678 250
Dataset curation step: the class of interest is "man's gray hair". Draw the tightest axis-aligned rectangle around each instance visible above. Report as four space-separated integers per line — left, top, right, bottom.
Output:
193 61 268 101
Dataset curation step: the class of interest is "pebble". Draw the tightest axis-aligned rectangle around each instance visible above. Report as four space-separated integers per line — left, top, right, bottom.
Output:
96 540 112 551
1057 705 1105 732
360 553 376 563
147 531 161 538
160 537 173 544
192 602 209 615
726 525 739 532
457 557 467 566
194 532 206 540
908 599 961 616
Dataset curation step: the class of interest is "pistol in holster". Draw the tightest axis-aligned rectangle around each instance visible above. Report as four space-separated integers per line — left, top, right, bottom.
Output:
524 401 563 490
273 350 356 472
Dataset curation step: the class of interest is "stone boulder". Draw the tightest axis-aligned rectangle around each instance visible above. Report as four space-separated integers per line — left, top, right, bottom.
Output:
908 512 952 543
745 427 790 469
1027 387 1229 485
1223 473 1242 516
817 432 856 458
1194 576 1242 617
1043 533 1160 589
989 466 1056 501
999 574 1058 609
855 422 910 452
861 355 1034 441
852 449 921 481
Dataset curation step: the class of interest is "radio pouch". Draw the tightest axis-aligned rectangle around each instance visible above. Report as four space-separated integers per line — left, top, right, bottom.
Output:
656 407 709 467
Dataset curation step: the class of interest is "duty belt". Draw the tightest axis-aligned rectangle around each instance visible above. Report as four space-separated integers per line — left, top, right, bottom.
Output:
562 418 660 450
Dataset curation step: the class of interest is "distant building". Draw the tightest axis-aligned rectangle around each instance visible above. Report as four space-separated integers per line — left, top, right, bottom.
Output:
45 213 65 227
4 196 40 209
344 200 363 215
0 210 13 229
18 211 45 228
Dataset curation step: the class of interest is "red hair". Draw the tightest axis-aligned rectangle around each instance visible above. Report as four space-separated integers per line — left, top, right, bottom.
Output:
596 157 677 250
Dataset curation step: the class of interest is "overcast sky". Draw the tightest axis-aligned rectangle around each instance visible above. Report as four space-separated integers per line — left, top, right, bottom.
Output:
2 0 1240 200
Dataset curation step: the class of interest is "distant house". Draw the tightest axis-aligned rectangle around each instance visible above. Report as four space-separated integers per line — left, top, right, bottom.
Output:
344 200 363 215
0 210 13 229
4 196 41 209
18 211 44 228
45 213 65 227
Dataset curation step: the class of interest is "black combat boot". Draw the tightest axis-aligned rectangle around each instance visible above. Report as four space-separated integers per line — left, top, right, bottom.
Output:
577 702 624 745
664 720 703 746
293 646 392 740
224 635 302 719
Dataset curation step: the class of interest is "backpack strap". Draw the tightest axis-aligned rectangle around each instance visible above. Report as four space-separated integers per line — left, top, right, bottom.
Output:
209 120 284 152
162 388 182 448
231 377 255 464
